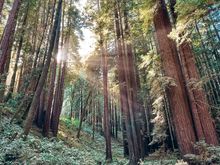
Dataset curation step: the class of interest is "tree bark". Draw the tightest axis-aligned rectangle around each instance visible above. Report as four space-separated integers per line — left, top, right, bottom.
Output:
51 63 62 136
51 61 66 136
23 0 63 137
42 0 61 136
42 60 57 137
114 0 138 163
169 0 219 145
0 0 21 74
5 3 29 102
153 0 196 155
114 104 118 139
123 0 146 158
179 43 219 145
101 40 112 160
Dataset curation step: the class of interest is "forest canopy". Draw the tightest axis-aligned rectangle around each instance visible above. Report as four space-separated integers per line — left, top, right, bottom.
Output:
0 0 220 164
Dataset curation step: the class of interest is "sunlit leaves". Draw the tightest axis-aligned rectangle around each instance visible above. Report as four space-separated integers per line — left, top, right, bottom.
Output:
170 0 219 44
138 0 156 31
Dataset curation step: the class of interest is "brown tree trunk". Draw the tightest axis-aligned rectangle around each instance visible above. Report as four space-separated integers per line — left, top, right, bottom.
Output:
114 0 138 163
0 0 21 74
181 54 205 141
169 0 219 145
36 88 46 128
0 33 15 102
32 3 50 69
179 43 219 145
5 3 29 102
153 0 196 155
123 0 146 158
49 2 68 136
101 40 112 160
23 0 63 137
51 61 66 136
114 104 118 139
42 60 57 137
51 63 62 136
111 99 114 137
42 0 61 136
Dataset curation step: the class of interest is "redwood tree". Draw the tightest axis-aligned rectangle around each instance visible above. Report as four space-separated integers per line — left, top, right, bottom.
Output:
0 0 21 74
169 0 219 146
179 43 219 145
5 2 30 102
153 0 196 155
23 0 63 136
101 40 112 160
42 60 57 137
114 0 141 163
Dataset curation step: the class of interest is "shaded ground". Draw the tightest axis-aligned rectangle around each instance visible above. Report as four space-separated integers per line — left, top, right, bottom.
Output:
0 108 180 165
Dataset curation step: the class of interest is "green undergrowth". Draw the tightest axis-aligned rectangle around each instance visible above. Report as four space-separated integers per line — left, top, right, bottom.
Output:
0 112 181 165
0 116 128 165
0 118 101 164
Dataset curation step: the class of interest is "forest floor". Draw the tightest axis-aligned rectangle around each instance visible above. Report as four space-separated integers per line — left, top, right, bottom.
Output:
0 108 181 165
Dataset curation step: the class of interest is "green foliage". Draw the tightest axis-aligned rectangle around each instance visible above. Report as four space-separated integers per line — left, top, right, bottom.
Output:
73 119 80 128
138 0 156 31
0 116 132 165
61 117 80 129
170 1 220 44
138 48 169 146
0 118 102 164
184 141 220 164
175 0 219 21
6 93 24 109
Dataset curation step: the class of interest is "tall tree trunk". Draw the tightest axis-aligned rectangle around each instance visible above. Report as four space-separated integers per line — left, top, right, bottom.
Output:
153 0 196 155
114 0 138 163
123 0 146 158
23 0 63 137
101 40 112 160
0 34 15 102
36 88 46 127
42 0 62 136
169 0 219 145
114 104 118 139
5 3 30 102
0 0 21 74
32 1 51 69
51 61 66 136
42 60 57 137
179 43 219 145
51 63 62 136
